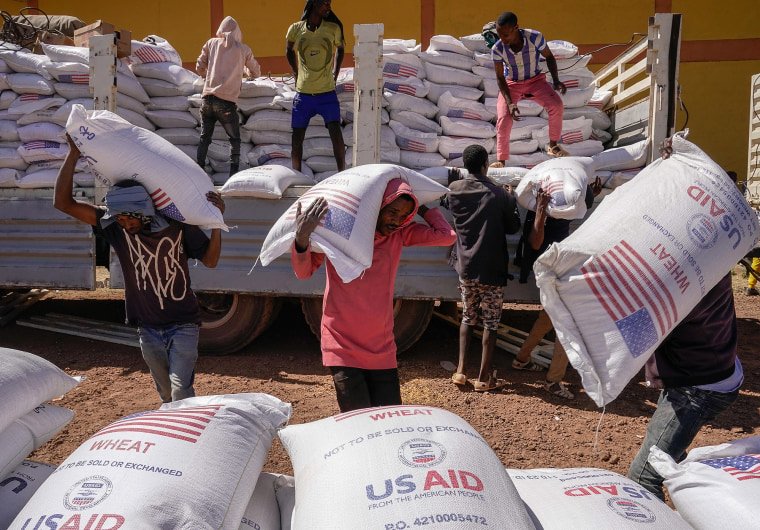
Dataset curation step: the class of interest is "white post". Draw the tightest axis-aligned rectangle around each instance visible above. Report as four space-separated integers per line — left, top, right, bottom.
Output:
352 23 384 167
89 34 117 204
646 13 682 163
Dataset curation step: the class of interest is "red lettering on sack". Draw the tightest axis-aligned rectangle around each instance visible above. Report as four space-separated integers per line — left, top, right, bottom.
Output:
89 439 155 454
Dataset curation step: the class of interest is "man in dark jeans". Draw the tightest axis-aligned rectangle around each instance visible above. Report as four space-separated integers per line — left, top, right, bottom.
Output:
196 16 260 177
448 145 521 392
628 274 743 500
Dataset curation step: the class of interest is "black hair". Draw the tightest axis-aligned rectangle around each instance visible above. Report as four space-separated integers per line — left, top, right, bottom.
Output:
113 180 144 189
462 144 489 174
497 11 518 27
301 0 344 42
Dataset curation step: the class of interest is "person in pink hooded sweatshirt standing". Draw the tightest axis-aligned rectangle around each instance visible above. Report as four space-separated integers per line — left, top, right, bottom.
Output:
291 179 456 412
196 16 261 177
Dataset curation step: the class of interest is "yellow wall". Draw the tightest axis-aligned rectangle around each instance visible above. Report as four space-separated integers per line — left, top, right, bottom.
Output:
674 0 757 41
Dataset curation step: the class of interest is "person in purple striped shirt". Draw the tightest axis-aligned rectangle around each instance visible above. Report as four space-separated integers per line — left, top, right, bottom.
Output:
490 11 568 167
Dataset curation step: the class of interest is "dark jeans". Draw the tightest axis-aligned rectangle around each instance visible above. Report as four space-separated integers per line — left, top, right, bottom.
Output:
197 94 241 174
329 366 402 413
628 385 739 500
138 323 200 403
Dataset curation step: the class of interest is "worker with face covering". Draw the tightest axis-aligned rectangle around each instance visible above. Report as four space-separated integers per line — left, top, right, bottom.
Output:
291 179 456 412
197 16 261 178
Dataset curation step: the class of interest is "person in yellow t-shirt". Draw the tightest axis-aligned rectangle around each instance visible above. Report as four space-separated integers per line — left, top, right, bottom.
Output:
286 0 346 174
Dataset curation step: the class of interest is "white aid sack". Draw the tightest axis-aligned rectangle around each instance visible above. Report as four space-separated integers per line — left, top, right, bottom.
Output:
487 166 529 186
66 105 227 229
17 122 65 143
437 92 495 122
606 168 643 189
385 91 439 119
588 89 614 109
440 116 496 139
6 73 54 95
40 44 89 64
592 140 649 171
424 61 482 88
0 89 17 109
427 35 476 56
239 472 281 530
147 95 191 111
533 116 593 146
0 119 18 141
17 168 60 188
515 157 593 219
248 144 291 166
278 405 536 530
275 475 295 530
389 110 441 134
0 348 79 433
244 109 292 132
130 36 182 65
131 62 199 87
560 85 596 109
240 78 278 98
399 150 446 169
534 134 760 406
0 147 27 170
564 139 605 157
10 394 291 530
0 404 74 480
383 39 420 54
140 77 196 97
460 34 489 54
506 467 691 529
508 116 548 141
424 81 483 104
554 105 612 130
383 53 425 79
383 76 429 97
0 461 56 530
303 137 338 158
419 50 476 71
504 151 551 167
0 167 20 187
438 136 495 160
390 120 439 152
144 109 198 128
17 140 68 163
7 94 64 115
221 166 313 199
0 50 52 78
547 40 579 59
237 96 279 115
115 106 156 131
264 158 314 179
510 138 539 155
260 164 448 282
155 127 200 145
648 437 760 530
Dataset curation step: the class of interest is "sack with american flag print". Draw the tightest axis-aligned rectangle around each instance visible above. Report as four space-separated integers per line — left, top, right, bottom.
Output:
65 104 227 230
260 164 448 283
534 133 760 406
648 437 760 529
515 156 593 220
10 393 290 530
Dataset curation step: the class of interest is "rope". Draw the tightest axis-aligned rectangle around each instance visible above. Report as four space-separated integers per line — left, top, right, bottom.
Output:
0 7 61 50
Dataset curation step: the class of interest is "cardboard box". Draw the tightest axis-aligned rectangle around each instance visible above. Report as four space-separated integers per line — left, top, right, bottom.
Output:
73 20 132 58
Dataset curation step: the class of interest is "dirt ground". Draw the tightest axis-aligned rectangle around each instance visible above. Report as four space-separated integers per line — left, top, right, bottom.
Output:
2 267 759 480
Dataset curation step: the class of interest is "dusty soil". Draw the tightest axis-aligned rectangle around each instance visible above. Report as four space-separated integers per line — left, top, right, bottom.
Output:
1 267 758 479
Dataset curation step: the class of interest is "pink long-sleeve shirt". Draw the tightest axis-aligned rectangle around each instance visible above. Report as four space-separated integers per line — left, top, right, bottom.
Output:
292 207 455 370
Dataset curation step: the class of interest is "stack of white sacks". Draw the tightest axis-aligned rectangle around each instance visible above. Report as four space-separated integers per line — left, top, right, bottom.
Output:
0 31 645 194
0 348 79 527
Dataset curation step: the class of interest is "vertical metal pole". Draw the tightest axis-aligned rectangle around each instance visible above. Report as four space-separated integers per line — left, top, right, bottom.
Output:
352 24 384 167
646 13 681 163
88 34 117 204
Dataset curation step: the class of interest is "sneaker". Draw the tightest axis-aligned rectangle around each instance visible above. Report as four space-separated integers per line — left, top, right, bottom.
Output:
745 287 759 296
544 381 574 399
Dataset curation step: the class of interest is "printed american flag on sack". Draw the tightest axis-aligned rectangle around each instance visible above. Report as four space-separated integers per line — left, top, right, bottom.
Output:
58 73 90 84
580 240 679 358
397 137 428 153
446 109 485 121
383 62 419 78
286 187 359 240
89 405 223 443
134 46 166 64
700 455 760 481
23 140 61 150
383 81 417 96
540 177 569 207
150 187 186 221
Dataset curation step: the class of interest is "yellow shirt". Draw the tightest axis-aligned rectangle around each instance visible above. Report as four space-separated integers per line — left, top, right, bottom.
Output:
286 20 343 94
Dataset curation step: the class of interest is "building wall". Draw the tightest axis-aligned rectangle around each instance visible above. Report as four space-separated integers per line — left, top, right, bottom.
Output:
5 0 759 178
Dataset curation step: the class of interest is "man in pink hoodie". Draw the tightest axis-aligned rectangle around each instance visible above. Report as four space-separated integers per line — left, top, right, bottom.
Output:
196 16 261 177
291 179 456 412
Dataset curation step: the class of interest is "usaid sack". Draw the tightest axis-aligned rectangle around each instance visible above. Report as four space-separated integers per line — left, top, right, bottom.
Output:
10 394 291 530
260 164 449 283
507 467 691 529
515 157 593 220
648 437 760 530
239 472 281 530
534 134 760 406
279 406 536 530
65 104 227 229
0 461 56 529
221 166 314 199
0 348 79 434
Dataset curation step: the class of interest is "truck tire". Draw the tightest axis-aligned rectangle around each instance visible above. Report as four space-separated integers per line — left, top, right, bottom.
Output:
300 297 434 354
197 293 282 355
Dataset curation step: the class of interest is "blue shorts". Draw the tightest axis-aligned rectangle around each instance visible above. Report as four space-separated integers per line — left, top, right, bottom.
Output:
291 91 341 129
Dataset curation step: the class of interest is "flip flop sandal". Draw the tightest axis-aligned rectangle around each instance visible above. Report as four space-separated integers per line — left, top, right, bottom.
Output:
544 381 574 399
546 144 569 158
451 372 467 386
489 161 505 168
472 375 507 392
512 359 545 372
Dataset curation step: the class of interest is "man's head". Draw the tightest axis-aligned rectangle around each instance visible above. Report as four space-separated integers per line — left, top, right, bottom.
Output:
376 178 418 236
463 144 489 176
103 182 155 235
496 11 520 45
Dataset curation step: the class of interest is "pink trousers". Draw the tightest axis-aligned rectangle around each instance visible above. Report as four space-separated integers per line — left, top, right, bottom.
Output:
496 73 564 161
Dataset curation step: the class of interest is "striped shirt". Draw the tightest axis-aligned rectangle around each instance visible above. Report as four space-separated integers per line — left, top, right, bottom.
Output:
491 29 546 82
